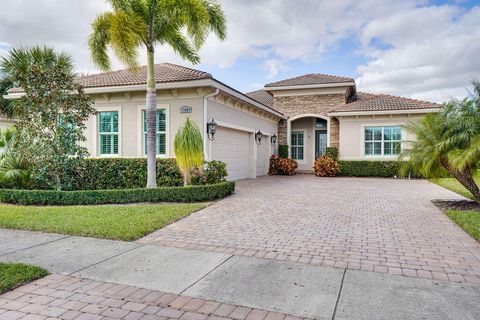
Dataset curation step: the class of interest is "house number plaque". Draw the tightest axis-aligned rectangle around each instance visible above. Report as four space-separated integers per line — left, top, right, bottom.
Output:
180 106 192 113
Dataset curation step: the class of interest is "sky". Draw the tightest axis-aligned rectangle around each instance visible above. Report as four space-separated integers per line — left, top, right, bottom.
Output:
0 0 479 103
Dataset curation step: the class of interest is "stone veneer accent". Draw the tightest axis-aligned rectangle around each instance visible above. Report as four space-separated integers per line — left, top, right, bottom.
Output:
273 93 346 147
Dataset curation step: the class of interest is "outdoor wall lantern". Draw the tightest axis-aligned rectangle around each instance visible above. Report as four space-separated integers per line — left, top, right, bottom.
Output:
255 130 263 145
270 134 277 145
207 118 217 141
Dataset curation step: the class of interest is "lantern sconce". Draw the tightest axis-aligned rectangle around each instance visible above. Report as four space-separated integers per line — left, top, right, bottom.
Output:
270 134 277 145
207 118 217 141
255 130 263 145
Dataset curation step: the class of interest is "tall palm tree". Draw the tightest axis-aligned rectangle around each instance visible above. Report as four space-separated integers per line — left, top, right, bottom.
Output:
402 80 480 202
88 0 226 188
174 117 204 186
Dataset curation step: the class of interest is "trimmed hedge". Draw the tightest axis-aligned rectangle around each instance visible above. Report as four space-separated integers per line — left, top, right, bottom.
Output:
0 181 235 205
338 160 422 178
278 145 289 158
325 147 338 160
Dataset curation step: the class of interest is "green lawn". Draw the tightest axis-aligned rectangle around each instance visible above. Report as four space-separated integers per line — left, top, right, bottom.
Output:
446 210 480 242
429 177 480 200
0 203 208 241
0 262 48 294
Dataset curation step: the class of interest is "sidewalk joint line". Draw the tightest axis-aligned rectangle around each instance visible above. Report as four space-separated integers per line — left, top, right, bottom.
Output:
69 243 146 275
0 233 72 257
179 254 234 295
332 268 347 320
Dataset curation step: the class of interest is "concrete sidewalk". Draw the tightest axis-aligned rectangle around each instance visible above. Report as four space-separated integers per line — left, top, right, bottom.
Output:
1 229 479 319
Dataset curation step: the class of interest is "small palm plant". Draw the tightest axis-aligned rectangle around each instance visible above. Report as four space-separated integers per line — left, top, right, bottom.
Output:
174 118 204 186
402 80 480 202
88 0 226 188
0 128 30 188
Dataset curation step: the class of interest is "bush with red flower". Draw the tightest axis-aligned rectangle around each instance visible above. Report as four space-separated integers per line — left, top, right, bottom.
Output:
269 155 298 176
313 155 341 177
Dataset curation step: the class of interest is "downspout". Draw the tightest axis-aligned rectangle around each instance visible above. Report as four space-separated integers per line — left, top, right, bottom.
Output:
203 88 220 161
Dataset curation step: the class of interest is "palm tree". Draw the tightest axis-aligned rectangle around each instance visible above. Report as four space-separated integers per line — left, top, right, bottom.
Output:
402 80 480 202
174 117 204 186
88 0 227 188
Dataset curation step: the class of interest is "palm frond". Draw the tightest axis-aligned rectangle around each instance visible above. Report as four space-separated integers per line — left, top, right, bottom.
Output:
174 117 204 185
162 29 200 64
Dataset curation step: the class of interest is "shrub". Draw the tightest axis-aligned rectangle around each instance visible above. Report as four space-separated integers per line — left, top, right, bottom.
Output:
31 158 183 190
191 160 228 185
325 147 338 160
278 145 289 158
269 155 297 176
0 181 235 205
314 156 341 177
338 161 423 178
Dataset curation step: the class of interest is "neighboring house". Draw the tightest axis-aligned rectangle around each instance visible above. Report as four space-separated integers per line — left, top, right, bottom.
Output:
4 63 441 179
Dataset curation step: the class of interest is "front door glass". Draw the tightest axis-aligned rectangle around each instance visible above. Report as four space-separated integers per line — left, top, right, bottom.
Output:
315 130 327 158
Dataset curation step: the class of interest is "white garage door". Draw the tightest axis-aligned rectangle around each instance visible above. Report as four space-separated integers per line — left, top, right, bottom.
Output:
211 127 250 180
256 137 268 177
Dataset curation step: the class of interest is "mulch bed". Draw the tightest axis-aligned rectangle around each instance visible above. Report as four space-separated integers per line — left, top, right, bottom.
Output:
432 199 480 212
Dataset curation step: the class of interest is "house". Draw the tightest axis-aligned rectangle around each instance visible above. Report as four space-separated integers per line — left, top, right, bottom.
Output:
5 63 441 180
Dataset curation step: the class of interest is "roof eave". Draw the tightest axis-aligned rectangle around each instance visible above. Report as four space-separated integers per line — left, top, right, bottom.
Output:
4 78 286 120
264 82 355 91
328 108 442 117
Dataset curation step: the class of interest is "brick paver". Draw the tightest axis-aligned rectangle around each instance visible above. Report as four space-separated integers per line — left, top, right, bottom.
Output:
1 274 308 320
139 176 480 284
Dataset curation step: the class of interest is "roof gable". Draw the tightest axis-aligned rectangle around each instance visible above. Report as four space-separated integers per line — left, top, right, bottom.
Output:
332 92 441 113
246 90 273 107
265 73 354 88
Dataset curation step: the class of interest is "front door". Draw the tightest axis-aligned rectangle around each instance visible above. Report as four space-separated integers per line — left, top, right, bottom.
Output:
315 130 327 159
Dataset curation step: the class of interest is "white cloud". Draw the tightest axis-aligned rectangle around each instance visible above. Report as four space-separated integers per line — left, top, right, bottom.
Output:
0 0 478 101
0 42 12 60
356 5 480 102
263 59 289 79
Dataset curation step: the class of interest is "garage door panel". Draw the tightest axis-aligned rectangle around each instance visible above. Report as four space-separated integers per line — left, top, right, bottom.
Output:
211 127 250 181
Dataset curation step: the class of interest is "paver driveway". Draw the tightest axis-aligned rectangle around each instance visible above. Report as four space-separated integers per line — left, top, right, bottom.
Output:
140 175 480 284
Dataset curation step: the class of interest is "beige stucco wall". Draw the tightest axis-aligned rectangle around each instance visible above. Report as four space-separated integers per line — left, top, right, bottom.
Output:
338 113 426 160
84 87 280 161
86 88 204 158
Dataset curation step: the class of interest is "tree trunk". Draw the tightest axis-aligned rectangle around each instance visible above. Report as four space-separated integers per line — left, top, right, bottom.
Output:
441 160 480 203
146 49 157 188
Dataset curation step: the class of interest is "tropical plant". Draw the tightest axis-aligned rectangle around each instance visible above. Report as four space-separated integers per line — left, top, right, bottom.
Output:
191 160 228 185
0 77 15 118
88 0 227 188
174 118 204 186
0 46 95 190
0 127 30 188
269 155 297 176
402 80 480 202
313 155 341 177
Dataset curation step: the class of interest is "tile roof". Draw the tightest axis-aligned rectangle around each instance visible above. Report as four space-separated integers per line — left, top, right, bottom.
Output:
265 73 354 88
332 92 441 113
79 62 212 88
7 63 212 93
246 90 273 107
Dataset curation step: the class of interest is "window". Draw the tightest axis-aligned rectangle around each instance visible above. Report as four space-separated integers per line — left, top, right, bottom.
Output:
143 109 167 155
364 126 402 156
291 131 304 161
98 111 119 155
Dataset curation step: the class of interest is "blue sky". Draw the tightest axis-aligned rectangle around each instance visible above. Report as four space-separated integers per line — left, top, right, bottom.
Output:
1 0 479 102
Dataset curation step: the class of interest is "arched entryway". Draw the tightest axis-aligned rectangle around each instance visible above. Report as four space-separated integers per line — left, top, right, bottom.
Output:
287 114 331 171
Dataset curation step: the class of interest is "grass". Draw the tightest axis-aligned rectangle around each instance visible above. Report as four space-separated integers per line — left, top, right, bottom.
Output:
429 176 480 200
0 203 208 241
446 210 480 242
0 262 48 294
